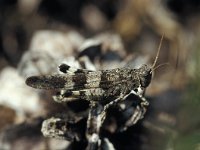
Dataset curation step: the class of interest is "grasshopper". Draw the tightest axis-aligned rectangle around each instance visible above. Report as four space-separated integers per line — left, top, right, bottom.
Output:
26 35 164 150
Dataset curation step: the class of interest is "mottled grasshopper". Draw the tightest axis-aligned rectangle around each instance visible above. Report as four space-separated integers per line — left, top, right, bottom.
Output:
26 35 164 150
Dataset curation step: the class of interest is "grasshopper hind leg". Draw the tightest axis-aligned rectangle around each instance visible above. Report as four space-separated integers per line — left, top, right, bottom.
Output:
53 88 106 103
53 90 79 103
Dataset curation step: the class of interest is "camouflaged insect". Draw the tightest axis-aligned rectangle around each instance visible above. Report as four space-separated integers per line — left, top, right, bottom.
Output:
26 63 151 149
26 36 164 150
26 63 151 103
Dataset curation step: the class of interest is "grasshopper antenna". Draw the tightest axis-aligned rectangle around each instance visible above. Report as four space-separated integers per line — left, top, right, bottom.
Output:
152 62 169 72
151 34 164 69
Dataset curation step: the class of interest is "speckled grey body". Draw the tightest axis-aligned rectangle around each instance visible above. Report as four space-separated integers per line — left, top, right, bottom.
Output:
26 64 152 103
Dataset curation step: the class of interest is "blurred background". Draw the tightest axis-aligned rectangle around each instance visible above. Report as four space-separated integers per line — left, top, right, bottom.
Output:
0 0 200 149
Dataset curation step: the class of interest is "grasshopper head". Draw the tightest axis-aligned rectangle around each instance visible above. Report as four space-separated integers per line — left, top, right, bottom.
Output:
138 64 152 88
